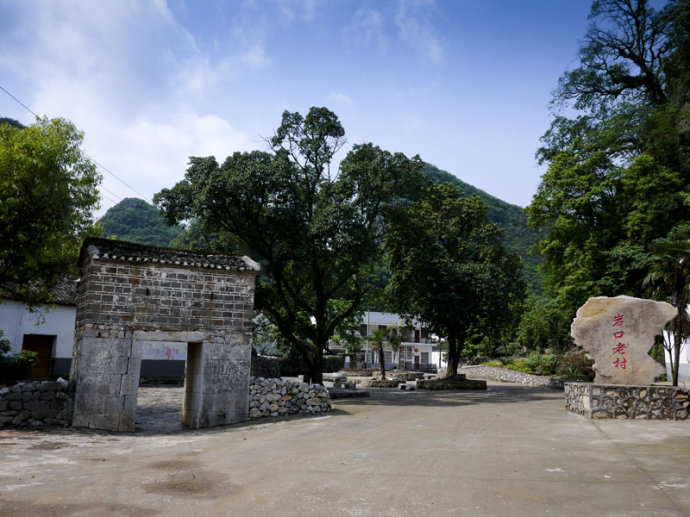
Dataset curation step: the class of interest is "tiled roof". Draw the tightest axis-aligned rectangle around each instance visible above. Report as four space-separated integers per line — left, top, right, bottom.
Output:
45 275 79 305
80 238 260 272
1 275 78 306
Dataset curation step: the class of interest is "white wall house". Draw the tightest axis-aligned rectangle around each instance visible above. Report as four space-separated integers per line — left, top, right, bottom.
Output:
0 278 188 380
0 279 78 378
332 311 447 372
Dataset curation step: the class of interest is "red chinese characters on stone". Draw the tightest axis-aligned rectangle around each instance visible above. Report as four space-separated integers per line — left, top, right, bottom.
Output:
613 357 627 369
611 314 629 370
612 343 627 355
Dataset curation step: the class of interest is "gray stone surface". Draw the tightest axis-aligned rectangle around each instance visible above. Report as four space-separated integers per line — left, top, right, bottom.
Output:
2 383 690 516
69 239 258 432
571 295 675 385
460 365 565 388
565 382 690 420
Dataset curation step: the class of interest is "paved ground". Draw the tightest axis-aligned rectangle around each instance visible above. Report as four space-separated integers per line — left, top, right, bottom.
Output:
1 383 689 516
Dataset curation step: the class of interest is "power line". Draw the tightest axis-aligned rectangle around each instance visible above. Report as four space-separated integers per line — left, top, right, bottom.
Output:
0 85 39 118
0 84 153 204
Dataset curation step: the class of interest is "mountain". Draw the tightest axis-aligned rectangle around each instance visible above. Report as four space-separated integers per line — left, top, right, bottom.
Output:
421 163 542 293
98 198 182 246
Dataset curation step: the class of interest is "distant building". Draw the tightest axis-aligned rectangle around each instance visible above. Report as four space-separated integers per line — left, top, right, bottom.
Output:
330 311 446 372
0 277 78 378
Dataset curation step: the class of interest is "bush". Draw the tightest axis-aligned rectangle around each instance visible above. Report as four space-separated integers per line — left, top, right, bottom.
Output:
480 351 594 380
0 331 38 385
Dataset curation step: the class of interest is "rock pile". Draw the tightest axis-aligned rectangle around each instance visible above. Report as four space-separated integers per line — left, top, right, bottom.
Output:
248 377 331 419
0 378 72 427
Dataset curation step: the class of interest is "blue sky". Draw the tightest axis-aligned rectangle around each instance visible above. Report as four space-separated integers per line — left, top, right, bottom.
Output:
0 1 592 216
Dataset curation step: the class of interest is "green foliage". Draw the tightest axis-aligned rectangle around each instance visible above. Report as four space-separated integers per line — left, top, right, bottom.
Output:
421 163 543 294
486 351 594 381
517 298 573 353
643 238 690 385
0 330 38 384
0 117 101 304
385 183 525 376
98 198 182 246
528 0 690 324
155 107 423 383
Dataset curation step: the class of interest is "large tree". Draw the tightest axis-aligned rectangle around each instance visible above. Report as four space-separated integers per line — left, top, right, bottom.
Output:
0 117 101 304
528 0 690 318
155 107 422 383
385 184 525 377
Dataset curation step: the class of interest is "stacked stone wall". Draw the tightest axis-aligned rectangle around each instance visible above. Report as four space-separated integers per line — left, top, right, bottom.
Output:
459 365 565 388
565 382 690 420
248 377 331 419
0 379 71 428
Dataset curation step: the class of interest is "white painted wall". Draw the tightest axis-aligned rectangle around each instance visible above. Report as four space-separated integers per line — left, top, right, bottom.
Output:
0 300 76 358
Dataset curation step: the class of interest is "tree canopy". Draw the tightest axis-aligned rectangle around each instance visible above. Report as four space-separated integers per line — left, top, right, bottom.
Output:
0 117 101 304
385 183 525 376
527 0 690 322
155 107 423 383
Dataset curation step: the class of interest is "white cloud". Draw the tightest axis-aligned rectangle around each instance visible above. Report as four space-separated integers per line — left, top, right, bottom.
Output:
345 8 387 51
395 0 444 64
0 0 262 214
328 92 354 107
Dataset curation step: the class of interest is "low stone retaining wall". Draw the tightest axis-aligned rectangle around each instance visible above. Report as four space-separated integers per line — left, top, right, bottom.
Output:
0 379 72 428
565 382 689 420
248 377 331 419
459 365 565 388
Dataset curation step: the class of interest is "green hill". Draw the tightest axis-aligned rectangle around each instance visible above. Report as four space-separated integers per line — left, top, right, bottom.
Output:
421 163 542 293
98 198 182 246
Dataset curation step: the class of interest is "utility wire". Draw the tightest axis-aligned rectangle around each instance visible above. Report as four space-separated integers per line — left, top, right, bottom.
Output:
0 84 153 204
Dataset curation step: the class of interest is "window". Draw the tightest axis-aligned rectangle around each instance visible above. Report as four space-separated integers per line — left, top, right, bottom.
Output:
421 352 429 364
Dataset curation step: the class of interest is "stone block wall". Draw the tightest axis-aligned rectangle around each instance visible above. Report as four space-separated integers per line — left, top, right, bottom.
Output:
70 239 258 432
565 382 690 420
0 379 71 428
248 377 331 419
459 365 565 388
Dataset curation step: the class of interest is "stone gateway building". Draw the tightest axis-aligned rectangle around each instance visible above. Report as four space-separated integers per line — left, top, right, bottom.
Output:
69 238 259 432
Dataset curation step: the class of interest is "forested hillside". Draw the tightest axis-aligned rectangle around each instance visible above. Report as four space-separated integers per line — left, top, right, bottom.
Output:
422 163 542 292
98 198 182 246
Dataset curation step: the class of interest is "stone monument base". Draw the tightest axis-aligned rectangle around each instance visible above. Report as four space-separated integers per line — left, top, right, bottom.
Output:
565 382 689 420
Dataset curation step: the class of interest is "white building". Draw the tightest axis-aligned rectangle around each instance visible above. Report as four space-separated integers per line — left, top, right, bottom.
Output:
0 279 77 378
332 311 446 372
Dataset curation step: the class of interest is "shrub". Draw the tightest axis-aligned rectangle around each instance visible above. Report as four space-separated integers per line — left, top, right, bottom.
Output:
0 331 38 385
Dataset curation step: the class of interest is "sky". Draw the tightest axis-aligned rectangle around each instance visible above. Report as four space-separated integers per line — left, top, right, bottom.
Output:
0 0 593 216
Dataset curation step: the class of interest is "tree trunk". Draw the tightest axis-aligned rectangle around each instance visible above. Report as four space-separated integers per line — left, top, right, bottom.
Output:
673 318 682 387
378 347 386 379
351 352 357 370
444 335 460 378
303 350 324 385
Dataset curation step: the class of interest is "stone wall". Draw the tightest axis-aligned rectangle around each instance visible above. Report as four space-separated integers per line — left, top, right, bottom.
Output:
0 379 71 428
70 238 258 431
565 382 690 420
248 377 331 419
459 365 565 388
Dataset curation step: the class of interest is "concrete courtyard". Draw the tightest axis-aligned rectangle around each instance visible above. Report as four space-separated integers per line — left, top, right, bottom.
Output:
1 382 689 516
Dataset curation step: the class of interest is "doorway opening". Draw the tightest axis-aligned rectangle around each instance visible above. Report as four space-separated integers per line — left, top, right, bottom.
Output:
22 334 55 378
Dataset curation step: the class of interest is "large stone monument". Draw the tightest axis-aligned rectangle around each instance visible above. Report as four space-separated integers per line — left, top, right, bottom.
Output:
69 238 259 431
566 295 689 420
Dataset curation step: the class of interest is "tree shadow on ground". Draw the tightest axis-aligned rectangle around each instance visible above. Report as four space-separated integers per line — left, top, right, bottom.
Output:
335 384 563 409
